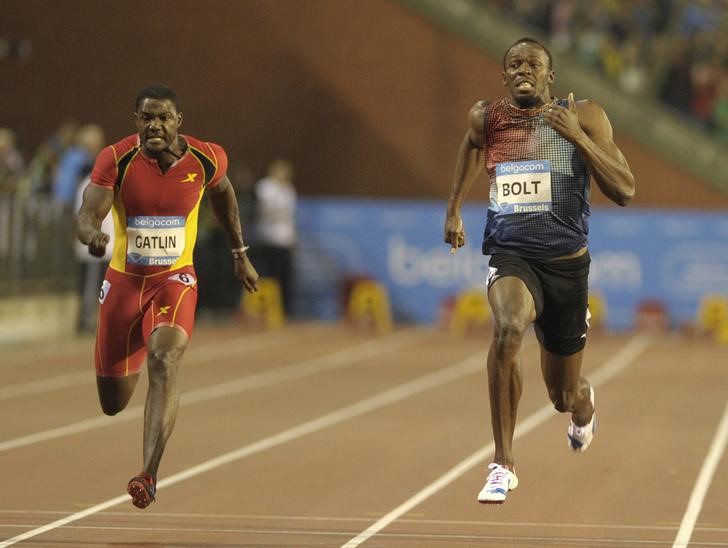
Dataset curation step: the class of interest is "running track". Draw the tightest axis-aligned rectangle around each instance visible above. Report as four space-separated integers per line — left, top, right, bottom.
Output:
1 322 726 547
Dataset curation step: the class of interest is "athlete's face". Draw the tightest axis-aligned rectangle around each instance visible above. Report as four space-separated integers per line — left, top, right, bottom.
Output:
502 43 554 108
134 98 182 157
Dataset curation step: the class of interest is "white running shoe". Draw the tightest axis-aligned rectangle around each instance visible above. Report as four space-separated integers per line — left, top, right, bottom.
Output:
477 462 519 504
568 385 596 452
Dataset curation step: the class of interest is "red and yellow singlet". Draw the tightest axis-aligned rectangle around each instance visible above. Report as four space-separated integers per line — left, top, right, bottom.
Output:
90 134 227 377
91 134 227 275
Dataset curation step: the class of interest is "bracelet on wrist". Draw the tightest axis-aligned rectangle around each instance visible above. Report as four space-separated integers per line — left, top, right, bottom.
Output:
231 246 249 256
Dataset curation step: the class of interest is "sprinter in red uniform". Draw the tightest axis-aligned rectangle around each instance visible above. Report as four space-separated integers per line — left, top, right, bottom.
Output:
77 84 258 509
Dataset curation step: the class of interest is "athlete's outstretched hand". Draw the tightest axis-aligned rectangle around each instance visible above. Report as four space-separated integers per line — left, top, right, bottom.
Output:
234 254 259 293
544 92 586 143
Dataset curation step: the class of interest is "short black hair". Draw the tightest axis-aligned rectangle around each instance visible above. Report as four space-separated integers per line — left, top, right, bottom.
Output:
135 83 180 112
503 37 553 70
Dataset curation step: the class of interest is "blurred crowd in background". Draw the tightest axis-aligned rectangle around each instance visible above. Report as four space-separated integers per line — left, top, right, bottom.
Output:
486 0 728 141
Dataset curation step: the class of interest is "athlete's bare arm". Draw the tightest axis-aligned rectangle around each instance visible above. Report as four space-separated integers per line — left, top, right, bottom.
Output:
207 175 259 293
545 92 635 206
77 184 114 258
445 100 487 250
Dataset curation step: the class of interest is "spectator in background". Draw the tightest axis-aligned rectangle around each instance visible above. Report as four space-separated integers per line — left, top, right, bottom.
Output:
712 76 728 142
196 160 256 317
659 45 695 115
52 123 105 210
28 119 79 195
252 159 297 316
0 128 26 196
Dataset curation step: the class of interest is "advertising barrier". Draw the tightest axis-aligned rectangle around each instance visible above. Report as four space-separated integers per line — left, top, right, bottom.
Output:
294 197 728 330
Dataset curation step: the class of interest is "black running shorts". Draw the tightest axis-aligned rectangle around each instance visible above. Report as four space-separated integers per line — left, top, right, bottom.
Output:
487 251 591 356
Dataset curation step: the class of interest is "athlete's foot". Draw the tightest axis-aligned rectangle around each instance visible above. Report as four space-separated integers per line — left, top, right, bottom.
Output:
568 385 596 452
127 472 156 509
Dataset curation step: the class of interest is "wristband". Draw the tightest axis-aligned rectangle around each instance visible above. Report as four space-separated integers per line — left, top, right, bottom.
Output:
231 246 249 256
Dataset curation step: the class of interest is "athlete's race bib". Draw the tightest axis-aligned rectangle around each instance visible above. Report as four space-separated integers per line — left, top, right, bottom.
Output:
126 216 186 266
168 272 197 287
99 279 111 304
495 160 552 214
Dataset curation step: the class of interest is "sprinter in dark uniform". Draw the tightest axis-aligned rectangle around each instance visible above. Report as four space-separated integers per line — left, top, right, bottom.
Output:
77 84 258 509
444 38 635 504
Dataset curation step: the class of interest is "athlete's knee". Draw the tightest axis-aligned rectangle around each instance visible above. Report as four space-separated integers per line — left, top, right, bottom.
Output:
548 388 577 413
492 319 528 355
147 346 182 379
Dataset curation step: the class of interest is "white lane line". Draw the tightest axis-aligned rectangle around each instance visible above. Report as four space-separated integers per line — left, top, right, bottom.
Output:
0 524 681 545
0 339 91 366
7 510 722 533
341 334 654 548
0 352 485 547
0 323 321 367
0 328 426 453
0 372 91 401
672 401 728 548
0 325 316 401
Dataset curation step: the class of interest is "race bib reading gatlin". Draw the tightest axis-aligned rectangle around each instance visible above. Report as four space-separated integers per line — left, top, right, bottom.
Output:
126 216 185 266
495 160 552 214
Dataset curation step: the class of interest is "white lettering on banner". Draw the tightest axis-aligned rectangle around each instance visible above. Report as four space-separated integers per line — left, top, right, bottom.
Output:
388 236 488 288
590 251 642 290
126 216 185 266
495 160 552 214
662 243 728 294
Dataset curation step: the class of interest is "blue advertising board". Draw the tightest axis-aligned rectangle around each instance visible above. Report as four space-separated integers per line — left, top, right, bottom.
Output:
293 197 728 330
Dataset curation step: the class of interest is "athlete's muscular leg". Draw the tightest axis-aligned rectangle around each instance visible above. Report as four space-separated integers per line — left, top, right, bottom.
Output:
540 347 594 426
97 375 140 415
487 277 537 468
142 326 188 478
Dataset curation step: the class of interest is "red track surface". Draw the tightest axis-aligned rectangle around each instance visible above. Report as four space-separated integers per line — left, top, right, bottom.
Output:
1 322 727 547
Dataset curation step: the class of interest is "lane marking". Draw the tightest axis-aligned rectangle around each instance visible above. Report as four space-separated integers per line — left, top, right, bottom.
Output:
0 524 681 545
0 352 485 547
0 339 92 365
672 401 728 548
6 510 726 533
0 328 427 453
341 334 654 548
0 324 325 401
6 510 719 531
0 372 91 401
0 509 716 533
0 323 325 366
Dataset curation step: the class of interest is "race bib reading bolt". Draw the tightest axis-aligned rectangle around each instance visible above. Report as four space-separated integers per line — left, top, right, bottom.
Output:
495 160 552 214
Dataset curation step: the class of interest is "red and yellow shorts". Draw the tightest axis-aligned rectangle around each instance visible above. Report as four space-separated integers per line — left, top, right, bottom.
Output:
94 266 198 378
